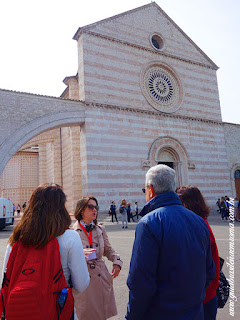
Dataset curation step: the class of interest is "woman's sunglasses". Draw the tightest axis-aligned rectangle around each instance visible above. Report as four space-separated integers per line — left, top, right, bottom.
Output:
87 204 99 211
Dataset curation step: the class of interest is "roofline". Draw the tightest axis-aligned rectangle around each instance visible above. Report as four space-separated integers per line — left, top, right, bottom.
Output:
0 87 77 103
153 3 218 70
60 87 69 98
73 2 153 40
72 1 218 70
63 74 78 85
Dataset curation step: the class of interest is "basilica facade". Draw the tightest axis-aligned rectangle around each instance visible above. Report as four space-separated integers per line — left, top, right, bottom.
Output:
0 3 239 212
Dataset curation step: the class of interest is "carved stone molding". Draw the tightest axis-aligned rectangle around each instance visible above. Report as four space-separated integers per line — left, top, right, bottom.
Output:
188 160 196 169
141 160 151 169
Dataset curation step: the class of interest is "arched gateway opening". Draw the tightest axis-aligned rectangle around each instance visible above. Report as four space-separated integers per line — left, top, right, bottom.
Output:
0 125 85 213
0 89 86 213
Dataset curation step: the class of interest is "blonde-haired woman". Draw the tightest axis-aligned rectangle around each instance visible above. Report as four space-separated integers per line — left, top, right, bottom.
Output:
72 196 122 320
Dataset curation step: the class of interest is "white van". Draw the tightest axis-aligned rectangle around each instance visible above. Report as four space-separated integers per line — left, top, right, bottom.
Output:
0 198 14 230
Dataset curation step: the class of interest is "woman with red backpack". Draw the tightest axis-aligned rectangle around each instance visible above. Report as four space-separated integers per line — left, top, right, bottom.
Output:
1 183 89 320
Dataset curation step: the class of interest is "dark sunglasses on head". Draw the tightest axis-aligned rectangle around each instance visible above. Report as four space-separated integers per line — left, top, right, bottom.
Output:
87 204 99 211
142 188 145 194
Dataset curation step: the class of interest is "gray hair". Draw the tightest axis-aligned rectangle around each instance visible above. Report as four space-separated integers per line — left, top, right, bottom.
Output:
145 164 176 195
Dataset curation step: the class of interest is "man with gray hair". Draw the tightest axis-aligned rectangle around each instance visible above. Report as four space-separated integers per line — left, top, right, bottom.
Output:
126 164 215 320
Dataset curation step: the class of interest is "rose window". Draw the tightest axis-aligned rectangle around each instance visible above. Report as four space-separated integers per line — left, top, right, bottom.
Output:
144 67 178 106
141 64 183 113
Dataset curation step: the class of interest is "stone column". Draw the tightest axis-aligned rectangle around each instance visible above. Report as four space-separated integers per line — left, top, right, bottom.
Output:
38 144 47 184
61 126 82 214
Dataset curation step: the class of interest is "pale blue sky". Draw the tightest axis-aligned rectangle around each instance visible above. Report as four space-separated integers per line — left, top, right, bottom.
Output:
0 0 239 124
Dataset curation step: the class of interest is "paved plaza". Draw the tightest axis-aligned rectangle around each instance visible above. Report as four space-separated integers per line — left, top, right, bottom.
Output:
0 212 239 319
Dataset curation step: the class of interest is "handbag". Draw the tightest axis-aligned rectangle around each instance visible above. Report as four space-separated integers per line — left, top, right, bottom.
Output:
216 257 230 308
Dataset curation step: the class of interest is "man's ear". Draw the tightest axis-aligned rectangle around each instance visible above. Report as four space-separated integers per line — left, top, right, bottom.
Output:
149 184 156 199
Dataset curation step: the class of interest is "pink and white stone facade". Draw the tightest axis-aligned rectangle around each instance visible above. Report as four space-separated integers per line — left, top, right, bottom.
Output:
0 3 239 212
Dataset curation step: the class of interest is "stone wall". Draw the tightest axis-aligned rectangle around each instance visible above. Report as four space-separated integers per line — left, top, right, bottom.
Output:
0 151 39 207
224 122 240 197
83 104 231 210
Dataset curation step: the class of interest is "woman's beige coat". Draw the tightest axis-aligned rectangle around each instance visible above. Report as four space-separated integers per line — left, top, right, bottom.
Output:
72 221 123 320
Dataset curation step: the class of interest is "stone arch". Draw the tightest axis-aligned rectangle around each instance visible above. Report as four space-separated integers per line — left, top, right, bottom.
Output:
230 163 240 199
146 136 191 186
0 110 85 176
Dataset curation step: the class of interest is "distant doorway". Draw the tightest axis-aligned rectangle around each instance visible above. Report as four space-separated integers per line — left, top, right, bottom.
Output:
157 161 174 169
156 147 181 186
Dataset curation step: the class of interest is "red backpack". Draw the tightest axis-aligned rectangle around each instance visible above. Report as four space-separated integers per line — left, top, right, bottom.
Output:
0 238 74 320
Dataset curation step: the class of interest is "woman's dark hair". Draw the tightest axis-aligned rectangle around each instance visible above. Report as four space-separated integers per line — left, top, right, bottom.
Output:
74 196 98 224
9 183 71 248
176 185 210 219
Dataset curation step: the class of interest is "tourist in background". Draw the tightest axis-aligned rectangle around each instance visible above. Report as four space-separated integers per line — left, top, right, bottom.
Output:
119 199 128 229
220 197 228 220
225 196 230 218
16 204 20 216
234 197 240 221
22 201 27 212
127 203 134 222
73 196 122 320
109 201 118 223
216 198 221 213
134 201 138 220
176 185 220 320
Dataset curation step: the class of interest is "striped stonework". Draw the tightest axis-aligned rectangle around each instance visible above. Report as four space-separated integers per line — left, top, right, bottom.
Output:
0 3 238 211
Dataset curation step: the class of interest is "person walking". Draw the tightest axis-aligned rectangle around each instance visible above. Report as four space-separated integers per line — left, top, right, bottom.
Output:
176 185 220 320
220 197 228 220
237 199 240 221
109 201 118 223
127 203 134 222
216 198 221 213
22 201 27 212
134 202 138 220
16 204 20 216
72 196 122 320
126 164 215 320
119 199 128 229
1 183 89 320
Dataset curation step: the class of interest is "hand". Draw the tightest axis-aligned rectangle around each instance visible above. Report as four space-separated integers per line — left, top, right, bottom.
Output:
83 248 96 260
112 264 121 278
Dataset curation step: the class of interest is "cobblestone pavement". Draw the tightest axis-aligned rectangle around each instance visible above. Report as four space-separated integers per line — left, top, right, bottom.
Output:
0 213 239 319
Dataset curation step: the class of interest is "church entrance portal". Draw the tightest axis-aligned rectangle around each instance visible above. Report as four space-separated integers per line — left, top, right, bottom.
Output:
157 162 174 169
156 148 181 186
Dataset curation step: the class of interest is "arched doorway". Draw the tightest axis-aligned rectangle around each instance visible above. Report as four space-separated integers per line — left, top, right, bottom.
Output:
156 147 181 187
0 125 85 214
234 169 240 198
145 136 193 187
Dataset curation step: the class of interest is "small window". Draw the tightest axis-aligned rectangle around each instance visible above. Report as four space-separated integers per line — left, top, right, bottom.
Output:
150 34 164 51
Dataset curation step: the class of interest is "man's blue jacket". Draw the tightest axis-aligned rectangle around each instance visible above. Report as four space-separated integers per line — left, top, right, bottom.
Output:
126 192 216 320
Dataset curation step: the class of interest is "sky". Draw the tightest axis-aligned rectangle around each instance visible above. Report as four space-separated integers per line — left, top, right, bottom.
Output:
0 0 239 124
